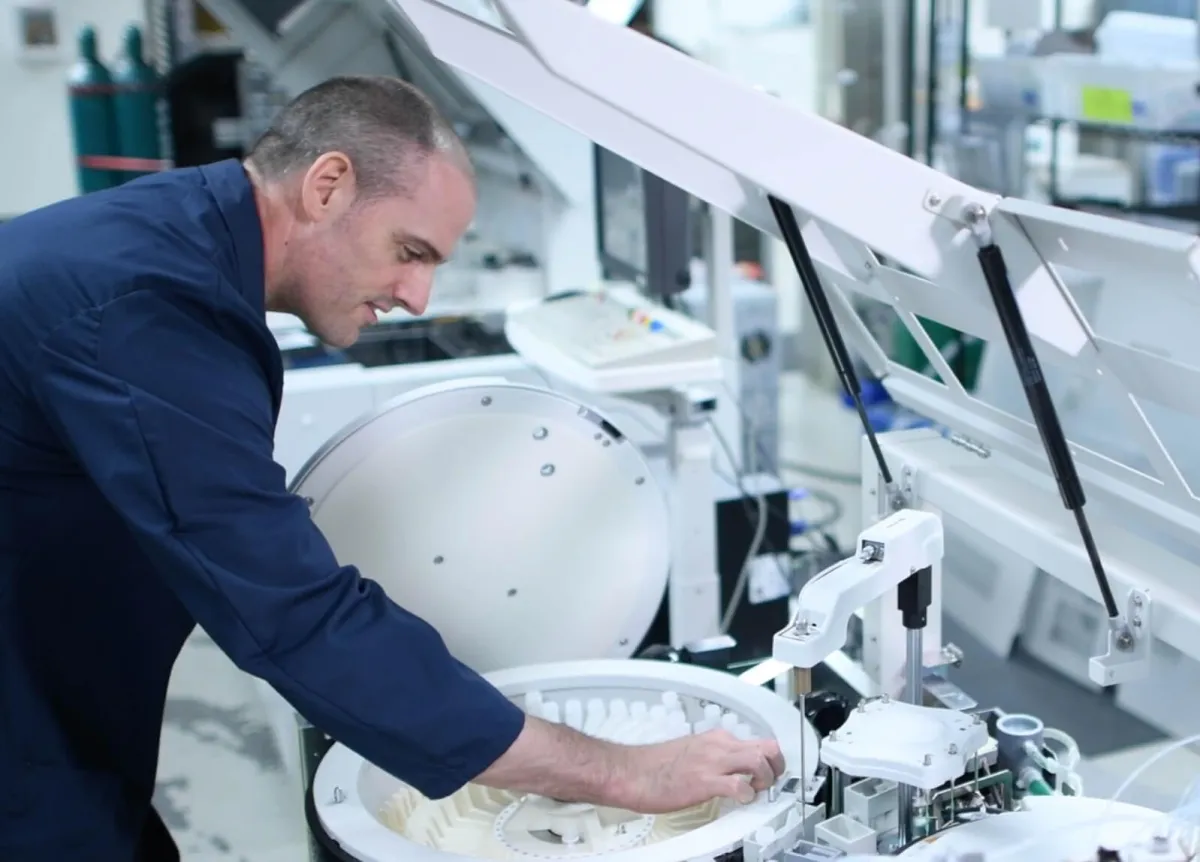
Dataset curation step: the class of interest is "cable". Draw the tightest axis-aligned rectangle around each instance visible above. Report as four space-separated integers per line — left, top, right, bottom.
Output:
707 380 844 531
1108 734 1200 808
703 375 850 628
1026 777 1054 796
710 467 840 533
1042 727 1081 770
710 442 844 630
706 416 772 633
1084 733 1200 858
1171 798 1200 830
966 209 1120 622
672 290 861 501
722 487 767 634
1170 780 1200 835
768 195 900 506
790 487 845 533
1178 777 1200 812
708 379 846 533
706 382 803 534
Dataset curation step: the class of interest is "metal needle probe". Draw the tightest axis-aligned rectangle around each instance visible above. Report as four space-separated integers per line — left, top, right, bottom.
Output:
790 667 811 808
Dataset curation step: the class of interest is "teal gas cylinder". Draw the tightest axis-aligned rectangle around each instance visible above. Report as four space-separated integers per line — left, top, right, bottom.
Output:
67 26 119 193
111 25 162 182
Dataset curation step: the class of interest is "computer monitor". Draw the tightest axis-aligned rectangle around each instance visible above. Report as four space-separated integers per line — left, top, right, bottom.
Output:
593 143 693 299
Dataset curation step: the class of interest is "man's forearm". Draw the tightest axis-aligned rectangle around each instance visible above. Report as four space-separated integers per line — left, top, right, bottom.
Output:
472 715 632 806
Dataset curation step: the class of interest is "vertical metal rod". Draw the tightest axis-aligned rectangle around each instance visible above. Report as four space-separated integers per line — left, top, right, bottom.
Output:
906 628 924 706
898 788 915 845
896 627 924 847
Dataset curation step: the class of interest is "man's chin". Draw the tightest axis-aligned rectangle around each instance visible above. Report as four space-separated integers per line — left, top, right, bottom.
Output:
327 333 360 350
314 326 361 351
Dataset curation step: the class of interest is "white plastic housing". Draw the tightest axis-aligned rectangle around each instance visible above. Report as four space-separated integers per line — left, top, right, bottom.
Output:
773 510 944 670
820 698 988 791
813 814 878 855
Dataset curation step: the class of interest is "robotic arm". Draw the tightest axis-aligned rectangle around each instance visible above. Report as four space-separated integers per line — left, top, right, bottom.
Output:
773 509 947 848
772 510 944 673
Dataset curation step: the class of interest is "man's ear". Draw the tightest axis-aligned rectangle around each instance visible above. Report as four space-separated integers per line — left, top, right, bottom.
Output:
300 152 356 222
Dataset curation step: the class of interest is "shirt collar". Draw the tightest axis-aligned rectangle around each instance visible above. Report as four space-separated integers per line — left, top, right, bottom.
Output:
198 159 266 314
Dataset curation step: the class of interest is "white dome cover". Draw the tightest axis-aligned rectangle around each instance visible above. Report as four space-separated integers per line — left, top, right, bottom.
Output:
290 378 671 672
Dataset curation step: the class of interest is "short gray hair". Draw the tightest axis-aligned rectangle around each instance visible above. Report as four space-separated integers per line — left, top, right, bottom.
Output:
247 75 470 199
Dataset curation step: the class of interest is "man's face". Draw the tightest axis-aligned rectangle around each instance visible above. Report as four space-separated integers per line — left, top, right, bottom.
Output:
284 151 476 348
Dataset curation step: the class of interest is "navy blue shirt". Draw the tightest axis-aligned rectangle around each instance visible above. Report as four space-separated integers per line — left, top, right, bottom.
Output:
0 160 525 860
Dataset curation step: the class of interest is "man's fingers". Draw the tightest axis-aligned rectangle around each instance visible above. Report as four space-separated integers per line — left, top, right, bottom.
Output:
717 750 774 794
749 754 775 791
704 738 789 804
761 741 786 779
712 775 756 805
731 775 757 804
725 744 770 775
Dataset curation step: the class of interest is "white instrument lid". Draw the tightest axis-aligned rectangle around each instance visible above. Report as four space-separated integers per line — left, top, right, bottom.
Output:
289 378 670 673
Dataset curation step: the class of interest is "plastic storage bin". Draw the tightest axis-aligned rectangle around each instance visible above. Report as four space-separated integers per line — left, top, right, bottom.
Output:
1034 53 1200 130
1095 11 1197 65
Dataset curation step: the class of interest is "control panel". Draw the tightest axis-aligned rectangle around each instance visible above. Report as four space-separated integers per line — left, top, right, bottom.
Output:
504 287 722 393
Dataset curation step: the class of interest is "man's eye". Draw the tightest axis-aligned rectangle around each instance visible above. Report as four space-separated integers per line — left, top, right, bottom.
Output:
398 246 417 262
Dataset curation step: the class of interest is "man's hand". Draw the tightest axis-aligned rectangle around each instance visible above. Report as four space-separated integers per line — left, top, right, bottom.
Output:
474 717 786 815
611 729 786 814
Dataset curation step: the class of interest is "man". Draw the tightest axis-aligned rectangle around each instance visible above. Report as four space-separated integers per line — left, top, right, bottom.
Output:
0 76 784 860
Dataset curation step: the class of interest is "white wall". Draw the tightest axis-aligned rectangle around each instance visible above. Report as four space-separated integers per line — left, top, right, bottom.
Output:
0 0 145 217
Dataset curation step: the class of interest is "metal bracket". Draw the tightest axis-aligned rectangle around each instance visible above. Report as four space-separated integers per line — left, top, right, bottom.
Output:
921 191 990 229
1088 587 1153 687
874 461 913 516
899 465 916 502
882 464 915 513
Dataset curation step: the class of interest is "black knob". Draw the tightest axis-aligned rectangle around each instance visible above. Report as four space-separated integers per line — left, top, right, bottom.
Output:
801 690 851 738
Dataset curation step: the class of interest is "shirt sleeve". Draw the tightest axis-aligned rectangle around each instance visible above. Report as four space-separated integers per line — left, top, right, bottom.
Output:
31 285 525 799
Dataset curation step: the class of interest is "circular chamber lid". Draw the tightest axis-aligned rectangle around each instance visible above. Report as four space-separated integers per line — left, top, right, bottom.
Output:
311 660 820 862
899 796 1189 861
290 378 670 672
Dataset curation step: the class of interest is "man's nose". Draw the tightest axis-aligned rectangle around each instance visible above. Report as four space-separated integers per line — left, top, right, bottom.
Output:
394 269 433 316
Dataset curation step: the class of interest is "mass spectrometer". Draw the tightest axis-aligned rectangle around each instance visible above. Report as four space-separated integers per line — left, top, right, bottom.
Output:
259 2 1200 861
